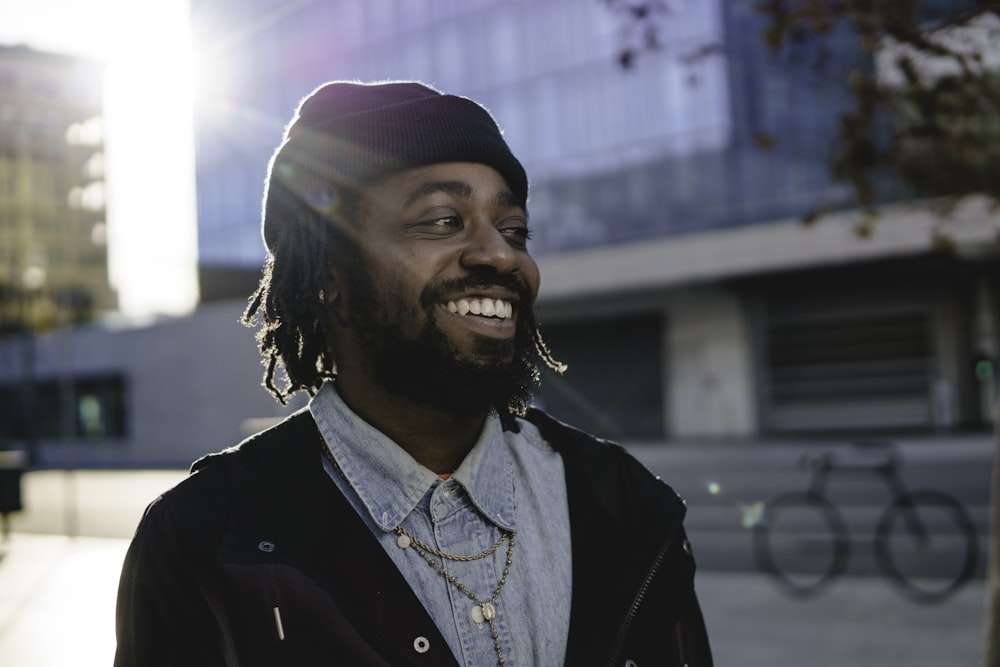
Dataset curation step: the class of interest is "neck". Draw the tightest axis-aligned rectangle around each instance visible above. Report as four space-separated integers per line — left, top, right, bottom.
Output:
334 376 488 475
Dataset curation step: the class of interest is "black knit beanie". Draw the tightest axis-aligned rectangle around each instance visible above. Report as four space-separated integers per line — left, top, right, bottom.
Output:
262 80 527 251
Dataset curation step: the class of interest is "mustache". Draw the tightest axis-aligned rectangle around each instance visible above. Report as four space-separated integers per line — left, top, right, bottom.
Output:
421 272 535 309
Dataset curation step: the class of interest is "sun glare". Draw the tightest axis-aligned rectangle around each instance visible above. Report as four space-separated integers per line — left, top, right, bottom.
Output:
1 0 200 318
102 2 199 317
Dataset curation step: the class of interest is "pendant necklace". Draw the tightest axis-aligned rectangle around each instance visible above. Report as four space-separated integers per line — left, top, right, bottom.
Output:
395 525 514 666
321 442 515 666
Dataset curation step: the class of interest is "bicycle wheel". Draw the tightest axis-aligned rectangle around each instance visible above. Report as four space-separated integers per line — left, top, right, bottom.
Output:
752 491 849 597
874 490 978 603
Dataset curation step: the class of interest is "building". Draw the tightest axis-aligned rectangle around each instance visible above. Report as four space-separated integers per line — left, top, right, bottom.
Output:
2 0 996 468
0 302 305 467
189 0 997 440
0 45 114 333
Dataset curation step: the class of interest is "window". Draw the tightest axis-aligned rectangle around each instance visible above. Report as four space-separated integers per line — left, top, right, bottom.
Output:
0 373 128 441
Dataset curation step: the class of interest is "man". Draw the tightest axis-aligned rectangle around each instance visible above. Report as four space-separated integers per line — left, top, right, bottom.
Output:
115 81 712 666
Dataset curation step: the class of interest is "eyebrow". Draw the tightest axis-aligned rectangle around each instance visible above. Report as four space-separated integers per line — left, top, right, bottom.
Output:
403 181 472 208
402 180 527 214
496 190 526 214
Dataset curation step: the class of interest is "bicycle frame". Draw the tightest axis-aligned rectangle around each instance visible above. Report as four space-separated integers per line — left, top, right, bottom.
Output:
803 442 929 543
755 439 978 602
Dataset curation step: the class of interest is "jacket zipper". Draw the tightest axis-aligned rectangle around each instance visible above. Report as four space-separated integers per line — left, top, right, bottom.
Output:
605 525 680 667
265 564 286 642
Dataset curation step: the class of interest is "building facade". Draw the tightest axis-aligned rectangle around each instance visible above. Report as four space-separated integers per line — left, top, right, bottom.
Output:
0 302 305 467
0 45 114 333
5 0 995 468
187 0 997 442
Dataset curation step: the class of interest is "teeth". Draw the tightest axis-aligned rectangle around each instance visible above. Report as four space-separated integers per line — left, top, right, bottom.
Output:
445 298 512 319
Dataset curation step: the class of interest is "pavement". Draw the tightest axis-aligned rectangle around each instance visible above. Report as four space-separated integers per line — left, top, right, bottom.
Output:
0 533 127 665
0 469 990 666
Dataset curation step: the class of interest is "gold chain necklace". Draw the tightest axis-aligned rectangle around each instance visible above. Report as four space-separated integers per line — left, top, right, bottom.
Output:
397 525 514 665
321 442 515 666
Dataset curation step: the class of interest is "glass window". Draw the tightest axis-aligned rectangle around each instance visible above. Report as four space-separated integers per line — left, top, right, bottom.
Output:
523 1 569 75
0 373 128 441
525 78 561 164
328 1 365 50
397 0 431 31
428 0 460 22
487 5 522 85
432 24 467 91
364 0 397 41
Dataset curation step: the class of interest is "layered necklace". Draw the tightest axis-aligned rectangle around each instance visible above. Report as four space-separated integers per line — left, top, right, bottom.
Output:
321 442 515 666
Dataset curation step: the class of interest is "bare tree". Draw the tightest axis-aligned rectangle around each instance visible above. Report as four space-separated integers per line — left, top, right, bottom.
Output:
606 1 1000 221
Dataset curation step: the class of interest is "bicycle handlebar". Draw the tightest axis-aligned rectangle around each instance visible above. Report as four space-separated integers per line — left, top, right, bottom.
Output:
799 440 900 474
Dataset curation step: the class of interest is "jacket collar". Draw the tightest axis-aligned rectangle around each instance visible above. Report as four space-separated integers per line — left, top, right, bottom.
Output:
195 408 460 666
195 407 689 667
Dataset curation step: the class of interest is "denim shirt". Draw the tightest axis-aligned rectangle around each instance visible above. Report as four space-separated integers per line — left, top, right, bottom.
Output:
309 381 572 666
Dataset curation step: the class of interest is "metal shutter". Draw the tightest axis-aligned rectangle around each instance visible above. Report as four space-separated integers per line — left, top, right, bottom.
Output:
761 294 934 433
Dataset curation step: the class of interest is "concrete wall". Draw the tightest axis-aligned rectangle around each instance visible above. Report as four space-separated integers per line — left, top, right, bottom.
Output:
665 288 756 438
5 300 302 468
535 197 1000 302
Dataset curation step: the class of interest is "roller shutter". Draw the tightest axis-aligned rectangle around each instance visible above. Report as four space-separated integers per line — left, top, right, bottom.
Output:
761 294 934 433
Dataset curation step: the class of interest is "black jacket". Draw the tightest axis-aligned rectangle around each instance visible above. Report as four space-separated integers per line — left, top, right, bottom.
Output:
115 408 712 666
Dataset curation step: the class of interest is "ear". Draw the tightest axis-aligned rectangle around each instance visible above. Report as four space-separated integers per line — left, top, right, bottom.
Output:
325 264 343 305
325 264 351 328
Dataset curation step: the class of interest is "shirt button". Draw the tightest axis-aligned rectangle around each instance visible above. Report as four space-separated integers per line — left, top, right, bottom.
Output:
413 636 430 654
258 540 276 553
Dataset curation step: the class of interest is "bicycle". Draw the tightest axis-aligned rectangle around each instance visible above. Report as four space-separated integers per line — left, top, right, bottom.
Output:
751 439 978 603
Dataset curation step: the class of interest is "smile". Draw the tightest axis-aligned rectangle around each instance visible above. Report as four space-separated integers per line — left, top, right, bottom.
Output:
445 298 513 319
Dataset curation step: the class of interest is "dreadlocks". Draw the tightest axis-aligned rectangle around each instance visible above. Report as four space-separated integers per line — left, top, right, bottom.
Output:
242 174 358 405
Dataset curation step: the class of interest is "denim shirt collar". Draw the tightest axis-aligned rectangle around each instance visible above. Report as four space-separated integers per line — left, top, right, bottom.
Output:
309 381 516 533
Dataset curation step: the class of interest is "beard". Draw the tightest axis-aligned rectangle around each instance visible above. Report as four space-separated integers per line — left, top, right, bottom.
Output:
343 266 540 415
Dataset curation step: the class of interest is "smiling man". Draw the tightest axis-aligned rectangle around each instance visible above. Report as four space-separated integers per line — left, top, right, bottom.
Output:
115 81 712 667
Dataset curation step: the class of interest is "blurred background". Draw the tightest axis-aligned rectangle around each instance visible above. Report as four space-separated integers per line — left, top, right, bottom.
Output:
0 0 996 665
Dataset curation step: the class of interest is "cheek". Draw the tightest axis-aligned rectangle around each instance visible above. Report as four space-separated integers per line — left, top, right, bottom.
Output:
373 266 436 328
522 257 541 300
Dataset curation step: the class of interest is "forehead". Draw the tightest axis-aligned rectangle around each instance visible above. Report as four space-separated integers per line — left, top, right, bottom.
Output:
363 162 524 211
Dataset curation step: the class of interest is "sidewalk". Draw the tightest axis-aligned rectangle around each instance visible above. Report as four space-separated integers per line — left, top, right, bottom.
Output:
698 570 985 666
0 533 127 665
0 531 987 666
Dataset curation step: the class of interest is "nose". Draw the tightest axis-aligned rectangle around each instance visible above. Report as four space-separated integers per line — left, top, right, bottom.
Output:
459 221 521 275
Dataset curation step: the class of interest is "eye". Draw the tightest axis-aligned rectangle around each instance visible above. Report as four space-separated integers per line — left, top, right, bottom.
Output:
418 215 463 233
431 216 462 228
498 218 532 247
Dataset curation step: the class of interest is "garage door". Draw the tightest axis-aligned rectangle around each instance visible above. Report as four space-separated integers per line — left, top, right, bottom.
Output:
761 294 934 433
